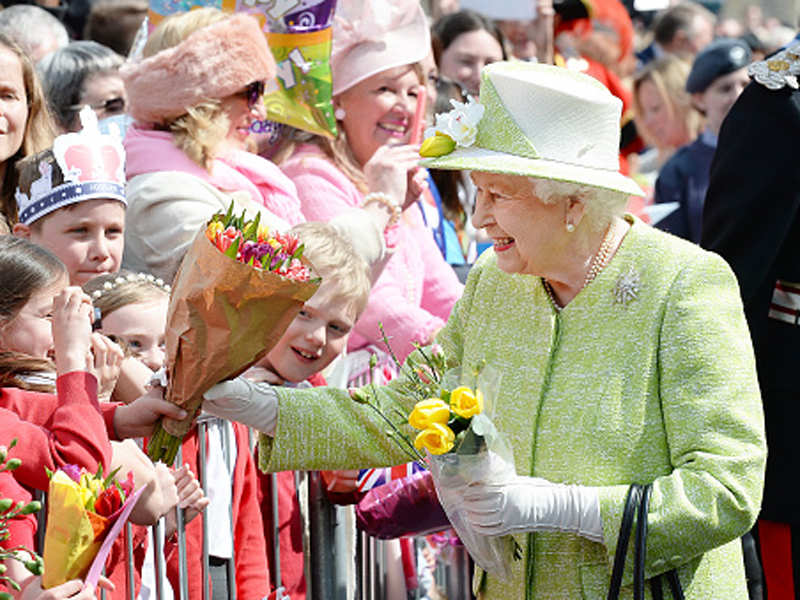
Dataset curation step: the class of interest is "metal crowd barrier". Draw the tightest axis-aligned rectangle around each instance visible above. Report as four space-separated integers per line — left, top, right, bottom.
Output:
34 426 474 600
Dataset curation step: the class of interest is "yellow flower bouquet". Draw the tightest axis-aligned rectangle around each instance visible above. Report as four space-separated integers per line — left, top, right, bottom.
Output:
352 334 518 580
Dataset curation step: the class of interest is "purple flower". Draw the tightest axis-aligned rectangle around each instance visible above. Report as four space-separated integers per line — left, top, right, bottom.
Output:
62 464 82 483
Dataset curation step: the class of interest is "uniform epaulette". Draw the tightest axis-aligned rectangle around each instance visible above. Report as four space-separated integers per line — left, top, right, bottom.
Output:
748 41 800 90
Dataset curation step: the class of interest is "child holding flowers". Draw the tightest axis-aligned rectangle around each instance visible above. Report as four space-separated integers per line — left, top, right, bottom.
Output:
205 221 372 599
0 237 190 600
84 271 271 600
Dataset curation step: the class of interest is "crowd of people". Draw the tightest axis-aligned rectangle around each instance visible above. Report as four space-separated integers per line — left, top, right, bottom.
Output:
0 0 797 598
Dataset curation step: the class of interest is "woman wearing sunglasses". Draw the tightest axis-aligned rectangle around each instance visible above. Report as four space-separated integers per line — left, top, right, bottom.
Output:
120 9 402 284
38 40 126 133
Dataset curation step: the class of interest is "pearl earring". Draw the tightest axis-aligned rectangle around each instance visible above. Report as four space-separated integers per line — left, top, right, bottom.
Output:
566 222 575 232
334 107 346 120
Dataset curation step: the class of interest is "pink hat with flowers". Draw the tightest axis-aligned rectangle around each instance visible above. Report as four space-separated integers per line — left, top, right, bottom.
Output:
121 13 276 125
331 0 431 96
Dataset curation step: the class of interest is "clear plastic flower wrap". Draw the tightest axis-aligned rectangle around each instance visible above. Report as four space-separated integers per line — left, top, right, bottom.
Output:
425 366 518 581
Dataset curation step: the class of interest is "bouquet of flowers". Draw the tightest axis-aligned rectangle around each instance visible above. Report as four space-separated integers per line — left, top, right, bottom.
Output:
147 204 320 463
352 331 519 580
41 465 142 589
0 440 43 600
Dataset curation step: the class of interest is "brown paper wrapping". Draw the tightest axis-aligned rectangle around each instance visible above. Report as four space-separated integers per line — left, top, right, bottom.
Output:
161 230 320 436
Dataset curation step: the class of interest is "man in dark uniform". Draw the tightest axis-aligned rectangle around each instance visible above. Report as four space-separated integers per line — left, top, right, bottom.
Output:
702 40 800 599
655 38 751 242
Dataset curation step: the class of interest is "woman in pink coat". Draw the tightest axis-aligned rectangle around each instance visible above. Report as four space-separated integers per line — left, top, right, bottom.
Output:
278 0 463 363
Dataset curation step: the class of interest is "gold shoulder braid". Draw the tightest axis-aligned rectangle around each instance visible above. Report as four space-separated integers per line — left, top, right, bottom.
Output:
749 41 800 90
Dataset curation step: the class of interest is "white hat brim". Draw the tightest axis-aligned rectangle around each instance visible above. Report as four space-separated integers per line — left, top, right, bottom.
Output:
421 145 645 197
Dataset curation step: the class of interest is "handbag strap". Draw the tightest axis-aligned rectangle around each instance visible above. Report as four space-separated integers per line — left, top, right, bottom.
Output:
608 484 686 600
607 484 643 600
634 484 652 600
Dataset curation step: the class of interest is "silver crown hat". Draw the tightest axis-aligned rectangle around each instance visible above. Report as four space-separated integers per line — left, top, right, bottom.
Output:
420 61 644 197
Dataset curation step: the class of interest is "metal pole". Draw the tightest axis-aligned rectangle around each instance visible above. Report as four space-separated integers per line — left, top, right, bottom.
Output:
308 471 338 599
126 523 135 600
152 518 166 600
222 423 237 600
270 472 282 588
175 446 189 600
198 419 210 600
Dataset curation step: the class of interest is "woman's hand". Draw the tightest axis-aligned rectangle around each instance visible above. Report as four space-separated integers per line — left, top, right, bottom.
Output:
363 144 423 213
51 287 93 376
460 475 603 541
164 464 209 537
89 333 124 402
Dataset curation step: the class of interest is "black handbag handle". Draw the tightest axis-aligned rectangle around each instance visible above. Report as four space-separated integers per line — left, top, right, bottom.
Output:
608 483 685 600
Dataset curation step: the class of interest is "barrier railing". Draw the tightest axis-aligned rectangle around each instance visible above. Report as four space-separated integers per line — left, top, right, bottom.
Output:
34 425 474 600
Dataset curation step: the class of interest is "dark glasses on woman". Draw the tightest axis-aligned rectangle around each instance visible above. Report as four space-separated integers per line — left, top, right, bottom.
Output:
242 80 265 109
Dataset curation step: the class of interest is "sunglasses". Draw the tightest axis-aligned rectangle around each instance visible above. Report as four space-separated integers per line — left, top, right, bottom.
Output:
71 96 126 114
241 80 265 109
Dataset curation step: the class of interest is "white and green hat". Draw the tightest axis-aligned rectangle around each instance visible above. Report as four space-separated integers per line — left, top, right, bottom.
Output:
420 61 644 197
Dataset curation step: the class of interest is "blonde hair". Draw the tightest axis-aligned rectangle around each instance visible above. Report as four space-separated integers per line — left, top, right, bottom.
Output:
144 8 230 171
633 55 702 151
83 270 170 318
0 33 55 224
274 63 426 192
531 178 628 232
289 221 371 317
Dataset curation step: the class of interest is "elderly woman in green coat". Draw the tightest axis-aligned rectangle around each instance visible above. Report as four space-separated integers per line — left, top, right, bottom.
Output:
203 62 766 599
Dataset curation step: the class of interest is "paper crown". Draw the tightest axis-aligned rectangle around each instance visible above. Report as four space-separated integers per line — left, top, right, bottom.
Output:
15 107 127 226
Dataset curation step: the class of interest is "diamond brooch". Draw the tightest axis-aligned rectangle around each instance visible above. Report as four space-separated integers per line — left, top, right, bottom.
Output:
613 268 640 306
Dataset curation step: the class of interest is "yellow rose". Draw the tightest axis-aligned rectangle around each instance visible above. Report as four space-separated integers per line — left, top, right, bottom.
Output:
413 423 455 455
449 386 483 419
408 398 451 430
420 134 456 158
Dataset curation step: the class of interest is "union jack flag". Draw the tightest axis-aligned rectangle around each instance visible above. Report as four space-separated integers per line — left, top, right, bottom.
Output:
356 461 425 492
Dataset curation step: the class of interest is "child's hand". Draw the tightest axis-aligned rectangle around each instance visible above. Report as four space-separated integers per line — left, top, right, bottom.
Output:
51 287 93 376
165 464 209 536
21 576 114 600
243 365 284 385
90 333 124 402
266 586 290 600
321 469 360 494
113 388 188 439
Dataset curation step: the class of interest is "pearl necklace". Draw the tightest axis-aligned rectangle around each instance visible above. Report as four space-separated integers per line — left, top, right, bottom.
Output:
543 222 617 311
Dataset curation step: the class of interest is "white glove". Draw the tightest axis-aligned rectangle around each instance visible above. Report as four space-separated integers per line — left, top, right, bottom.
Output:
202 376 279 435
462 475 603 542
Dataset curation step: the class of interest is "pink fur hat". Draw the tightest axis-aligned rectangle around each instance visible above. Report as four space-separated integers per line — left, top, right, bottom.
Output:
121 14 276 125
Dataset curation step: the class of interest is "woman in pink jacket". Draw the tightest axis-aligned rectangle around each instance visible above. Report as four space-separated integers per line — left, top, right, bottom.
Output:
278 0 463 363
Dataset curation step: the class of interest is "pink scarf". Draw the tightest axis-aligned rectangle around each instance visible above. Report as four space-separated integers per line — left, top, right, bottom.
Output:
124 126 304 225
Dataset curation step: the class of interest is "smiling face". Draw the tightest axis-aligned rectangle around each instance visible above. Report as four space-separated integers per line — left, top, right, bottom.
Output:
692 66 750 137
439 29 504 96
100 296 168 371
16 200 125 286
262 280 358 384
334 65 421 167
471 171 571 276
0 273 68 359
0 46 29 171
218 82 267 153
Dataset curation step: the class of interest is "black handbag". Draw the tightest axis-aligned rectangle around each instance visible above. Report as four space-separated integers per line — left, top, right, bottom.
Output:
607 484 685 600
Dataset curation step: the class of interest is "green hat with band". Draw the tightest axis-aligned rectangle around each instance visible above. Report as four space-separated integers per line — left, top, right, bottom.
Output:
420 61 644 197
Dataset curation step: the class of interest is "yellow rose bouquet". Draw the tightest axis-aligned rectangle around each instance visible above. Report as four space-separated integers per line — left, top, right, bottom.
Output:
352 330 519 580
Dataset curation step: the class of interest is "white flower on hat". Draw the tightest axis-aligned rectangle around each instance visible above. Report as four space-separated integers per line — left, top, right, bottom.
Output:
421 96 485 157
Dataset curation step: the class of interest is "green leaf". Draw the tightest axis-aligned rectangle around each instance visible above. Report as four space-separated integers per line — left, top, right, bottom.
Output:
243 211 261 241
223 201 234 226
224 236 240 259
0 498 13 513
4 459 19 472
102 466 121 489
291 242 305 261
19 501 40 515
7 440 16 450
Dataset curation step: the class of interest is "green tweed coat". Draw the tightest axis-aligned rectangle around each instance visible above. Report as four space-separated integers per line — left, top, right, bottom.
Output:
260 218 766 599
